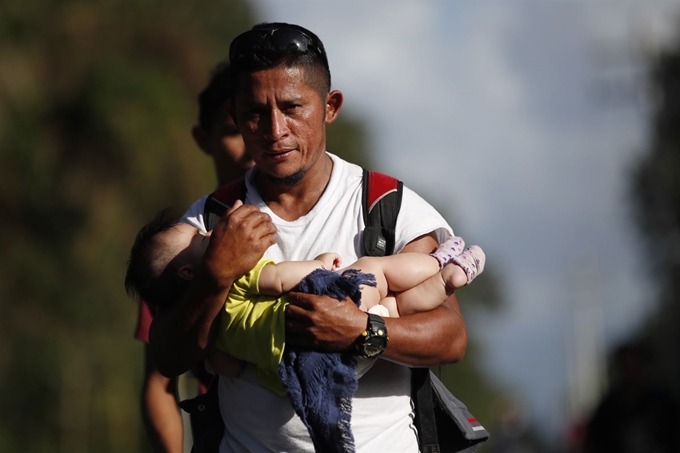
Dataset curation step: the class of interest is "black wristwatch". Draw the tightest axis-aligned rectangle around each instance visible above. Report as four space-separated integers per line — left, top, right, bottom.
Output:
353 313 389 359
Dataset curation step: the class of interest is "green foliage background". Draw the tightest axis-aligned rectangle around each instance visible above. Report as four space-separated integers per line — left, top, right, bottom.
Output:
0 2 503 451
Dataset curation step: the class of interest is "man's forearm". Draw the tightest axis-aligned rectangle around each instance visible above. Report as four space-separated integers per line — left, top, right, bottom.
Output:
381 293 467 367
285 291 467 366
149 272 234 377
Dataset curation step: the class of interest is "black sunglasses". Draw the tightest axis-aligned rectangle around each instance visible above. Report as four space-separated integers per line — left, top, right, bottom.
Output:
229 26 327 67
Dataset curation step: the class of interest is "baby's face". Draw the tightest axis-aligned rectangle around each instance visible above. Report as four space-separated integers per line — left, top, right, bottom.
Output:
165 223 211 267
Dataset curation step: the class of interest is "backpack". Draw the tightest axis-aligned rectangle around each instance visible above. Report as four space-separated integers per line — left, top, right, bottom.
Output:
181 169 489 452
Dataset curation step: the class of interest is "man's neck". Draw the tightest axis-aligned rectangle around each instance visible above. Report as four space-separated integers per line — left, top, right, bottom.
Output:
254 153 333 221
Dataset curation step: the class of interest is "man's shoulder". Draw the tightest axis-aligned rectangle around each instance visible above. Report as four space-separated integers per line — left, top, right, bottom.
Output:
327 152 363 177
394 185 453 252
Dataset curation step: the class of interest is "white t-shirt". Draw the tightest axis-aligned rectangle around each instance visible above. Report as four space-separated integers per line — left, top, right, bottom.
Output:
181 153 453 453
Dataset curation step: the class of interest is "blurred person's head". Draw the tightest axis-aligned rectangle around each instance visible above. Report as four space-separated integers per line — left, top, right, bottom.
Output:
227 23 343 187
611 340 652 389
192 61 253 186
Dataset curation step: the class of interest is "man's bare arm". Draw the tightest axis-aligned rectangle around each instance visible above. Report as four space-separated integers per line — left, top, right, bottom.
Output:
284 233 467 366
150 202 277 377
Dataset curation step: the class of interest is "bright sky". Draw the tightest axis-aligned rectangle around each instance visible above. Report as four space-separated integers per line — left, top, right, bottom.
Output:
251 0 679 441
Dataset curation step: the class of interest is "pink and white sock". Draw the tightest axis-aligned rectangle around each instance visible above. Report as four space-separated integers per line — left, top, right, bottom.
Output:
430 235 466 269
451 245 486 285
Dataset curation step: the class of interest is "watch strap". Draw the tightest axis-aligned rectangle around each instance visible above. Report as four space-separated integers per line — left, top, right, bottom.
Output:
354 312 388 359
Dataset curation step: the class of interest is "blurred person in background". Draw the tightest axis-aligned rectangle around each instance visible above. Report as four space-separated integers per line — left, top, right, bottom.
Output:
133 60 252 452
585 340 680 453
192 61 255 187
150 22 468 452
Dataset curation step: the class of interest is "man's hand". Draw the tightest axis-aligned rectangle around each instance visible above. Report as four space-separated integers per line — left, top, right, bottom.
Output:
283 233 468 367
202 200 277 287
284 292 366 351
150 200 277 377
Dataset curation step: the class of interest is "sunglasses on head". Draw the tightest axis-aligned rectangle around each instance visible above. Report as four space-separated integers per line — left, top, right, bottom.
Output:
229 26 326 66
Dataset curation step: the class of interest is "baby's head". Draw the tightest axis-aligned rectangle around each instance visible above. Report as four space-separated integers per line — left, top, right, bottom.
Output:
125 210 211 309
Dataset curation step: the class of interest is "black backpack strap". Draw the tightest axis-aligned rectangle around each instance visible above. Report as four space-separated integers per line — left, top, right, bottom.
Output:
428 371 490 452
361 170 488 451
361 170 442 450
203 177 247 231
413 368 440 452
178 377 223 453
361 169 403 257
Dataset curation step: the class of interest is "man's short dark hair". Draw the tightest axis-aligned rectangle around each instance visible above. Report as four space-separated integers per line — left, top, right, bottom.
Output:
228 22 331 97
124 209 190 311
197 61 232 132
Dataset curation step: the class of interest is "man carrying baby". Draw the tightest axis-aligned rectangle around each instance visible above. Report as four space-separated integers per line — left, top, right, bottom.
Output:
149 22 471 452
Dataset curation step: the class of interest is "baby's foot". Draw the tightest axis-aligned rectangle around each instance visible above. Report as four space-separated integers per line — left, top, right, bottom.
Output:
430 236 466 269
450 245 486 285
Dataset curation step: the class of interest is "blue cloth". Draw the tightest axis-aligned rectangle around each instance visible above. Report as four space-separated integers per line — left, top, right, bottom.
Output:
279 269 376 453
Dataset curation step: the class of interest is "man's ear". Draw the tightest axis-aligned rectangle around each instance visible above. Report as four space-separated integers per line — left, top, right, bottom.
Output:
177 264 195 281
192 125 211 155
324 90 343 124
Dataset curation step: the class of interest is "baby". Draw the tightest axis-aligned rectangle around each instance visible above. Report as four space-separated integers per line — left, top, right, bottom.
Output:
125 206 485 394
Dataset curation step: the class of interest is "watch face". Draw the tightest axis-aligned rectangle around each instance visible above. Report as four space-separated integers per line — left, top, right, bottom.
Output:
362 330 387 358
355 314 388 359
363 339 384 358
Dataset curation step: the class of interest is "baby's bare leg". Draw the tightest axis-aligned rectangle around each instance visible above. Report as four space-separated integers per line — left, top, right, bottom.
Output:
376 294 400 318
394 264 465 316
345 253 441 296
357 285 383 313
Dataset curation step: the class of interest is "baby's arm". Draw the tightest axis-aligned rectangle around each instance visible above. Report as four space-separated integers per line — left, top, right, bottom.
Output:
258 253 341 295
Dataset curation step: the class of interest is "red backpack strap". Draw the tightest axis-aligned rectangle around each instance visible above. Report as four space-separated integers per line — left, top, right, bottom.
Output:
203 177 246 231
361 169 403 257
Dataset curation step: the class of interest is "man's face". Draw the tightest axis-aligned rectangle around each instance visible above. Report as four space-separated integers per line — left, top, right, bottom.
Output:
232 65 328 184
